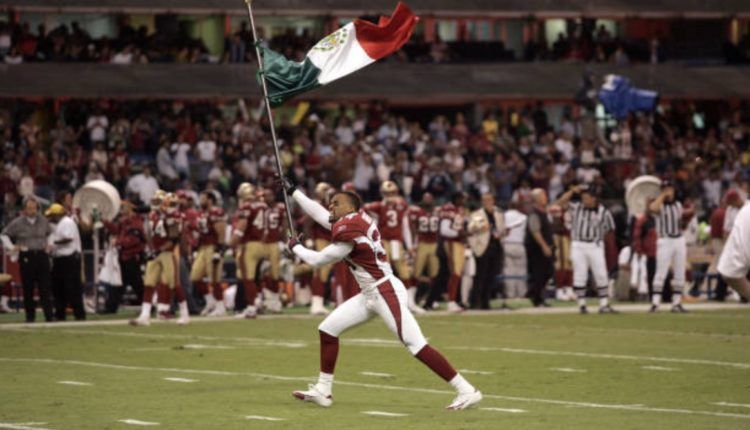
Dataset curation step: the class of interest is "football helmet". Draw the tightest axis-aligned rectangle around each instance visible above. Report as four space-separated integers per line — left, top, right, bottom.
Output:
150 189 167 211
237 182 256 201
315 182 334 201
380 180 399 198
162 193 179 214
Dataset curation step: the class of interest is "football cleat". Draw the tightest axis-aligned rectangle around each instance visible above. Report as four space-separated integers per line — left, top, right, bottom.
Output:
408 303 426 315
234 306 257 319
292 384 333 408
207 302 227 317
200 303 215 317
447 301 464 313
649 304 659 313
598 305 618 314
446 390 482 410
671 304 688 313
129 317 151 327
579 305 588 314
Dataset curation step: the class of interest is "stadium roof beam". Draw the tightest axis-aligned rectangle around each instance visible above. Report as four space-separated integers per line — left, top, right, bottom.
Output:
3 0 750 18
3 63 750 103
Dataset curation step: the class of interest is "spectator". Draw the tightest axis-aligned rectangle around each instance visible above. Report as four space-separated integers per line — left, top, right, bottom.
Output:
86 108 109 145
126 164 160 206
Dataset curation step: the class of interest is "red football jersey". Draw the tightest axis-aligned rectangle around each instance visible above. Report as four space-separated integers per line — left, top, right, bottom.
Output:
197 206 226 246
331 211 393 291
439 203 466 243
182 208 201 248
408 205 440 244
363 199 410 241
264 202 286 243
236 201 268 243
149 211 182 251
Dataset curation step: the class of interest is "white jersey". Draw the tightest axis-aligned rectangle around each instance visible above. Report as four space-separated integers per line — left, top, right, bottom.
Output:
718 202 750 279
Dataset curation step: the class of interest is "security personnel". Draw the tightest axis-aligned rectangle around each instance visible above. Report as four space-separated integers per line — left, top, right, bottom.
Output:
1 197 54 322
555 185 617 314
46 203 85 321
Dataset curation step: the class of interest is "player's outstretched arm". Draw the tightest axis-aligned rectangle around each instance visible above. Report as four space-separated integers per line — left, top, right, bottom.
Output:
291 189 333 230
292 241 353 267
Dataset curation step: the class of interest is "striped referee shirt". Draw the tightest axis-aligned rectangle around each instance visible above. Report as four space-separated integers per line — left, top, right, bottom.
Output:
655 201 683 238
569 202 615 242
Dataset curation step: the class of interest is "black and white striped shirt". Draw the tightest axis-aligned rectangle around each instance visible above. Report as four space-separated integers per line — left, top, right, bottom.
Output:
569 202 615 242
656 201 683 238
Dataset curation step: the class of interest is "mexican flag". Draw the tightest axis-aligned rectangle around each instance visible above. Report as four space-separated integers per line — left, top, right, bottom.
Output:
259 2 418 107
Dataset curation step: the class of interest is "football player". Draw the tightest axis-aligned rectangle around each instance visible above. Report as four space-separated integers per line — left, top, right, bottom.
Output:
281 177 482 410
407 193 441 313
439 192 468 313
261 188 285 313
191 191 227 316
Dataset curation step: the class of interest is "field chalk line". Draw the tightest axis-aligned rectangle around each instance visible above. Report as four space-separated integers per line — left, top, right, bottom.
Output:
118 419 159 426
245 415 285 421
361 411 409 417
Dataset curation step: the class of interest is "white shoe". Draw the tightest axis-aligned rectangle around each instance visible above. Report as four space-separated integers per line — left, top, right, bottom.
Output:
176 315 190 325
447 301 464 313
408 303 426 315
310 296 329 315
292 384 333 408
0 303 12 313
200 302 215 317
235 306 257 319
446 390 482 410
207 302 227 317
128 317 151 327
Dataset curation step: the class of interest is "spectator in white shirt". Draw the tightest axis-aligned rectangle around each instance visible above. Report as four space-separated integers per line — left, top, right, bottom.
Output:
86 110 109 144
171 139 192 179
156 140 178 181
196 133 217 181
111 45 134 65
126 165 160 205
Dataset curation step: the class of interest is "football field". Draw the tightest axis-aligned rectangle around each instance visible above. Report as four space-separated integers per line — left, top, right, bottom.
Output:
1 303 750 430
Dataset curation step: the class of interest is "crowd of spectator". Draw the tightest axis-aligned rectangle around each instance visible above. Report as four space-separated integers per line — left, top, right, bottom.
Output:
4 17 746 65
1 97 749 232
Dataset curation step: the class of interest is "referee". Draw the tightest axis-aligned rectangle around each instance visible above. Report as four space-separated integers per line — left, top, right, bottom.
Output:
648 180 688 313
0 197 54 322
46 203 85 321
555 184 617 314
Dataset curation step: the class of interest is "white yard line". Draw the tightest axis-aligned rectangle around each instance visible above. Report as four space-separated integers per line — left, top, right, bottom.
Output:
118 419 159 426
642 366 679 372
447 346 750 370
2 303 745 329
360 371 394 378
163 377 196 383
361 411 409 417
180 344 235 350
550 367 587 373
244 415 285 421
57 380 92 386
480 407 527 413
713 402 750 408
0 423 53 430
459 369 494 375
2 357 749 420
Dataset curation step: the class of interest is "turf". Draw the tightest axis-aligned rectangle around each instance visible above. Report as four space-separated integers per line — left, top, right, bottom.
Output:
1 303 749 430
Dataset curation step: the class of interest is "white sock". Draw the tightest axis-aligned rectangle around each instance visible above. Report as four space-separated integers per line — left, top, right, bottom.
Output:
599 297 609 307
449 373 475 394
578 297 587 307
317 372 334 396
1 295 8 308
407 287 418 307
204 294 216 307
214 301 226 312
139 303 152 319
672 293 682 306
156 303 170 313
179 301 189 317
652 294 662 306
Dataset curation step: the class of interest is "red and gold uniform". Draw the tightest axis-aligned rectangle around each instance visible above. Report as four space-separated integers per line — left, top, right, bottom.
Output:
262 201 285 281
409 205 440 280
144 210 183 289
363 198 413 280
190 206 226 286
550 205 573 290
236 199 269 282
439 202 467 302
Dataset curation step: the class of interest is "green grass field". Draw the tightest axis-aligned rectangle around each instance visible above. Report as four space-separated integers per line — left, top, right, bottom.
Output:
1 303 750 429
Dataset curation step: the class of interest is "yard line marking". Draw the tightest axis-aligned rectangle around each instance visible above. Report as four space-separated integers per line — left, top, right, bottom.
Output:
550 367 587 373
180 344 235 350
481 407 527 413
459 369 494 375
163 377 196 383
2 357 750 420
360 371 394 378
118 419 159 426
713 402 750 408
361 411 408 417
0 423 53 430
57 380 92 386
447 346 750 370
245 415 285 421
642 366 679 372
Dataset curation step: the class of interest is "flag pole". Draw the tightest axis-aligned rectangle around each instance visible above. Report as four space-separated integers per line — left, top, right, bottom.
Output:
243 0 296 237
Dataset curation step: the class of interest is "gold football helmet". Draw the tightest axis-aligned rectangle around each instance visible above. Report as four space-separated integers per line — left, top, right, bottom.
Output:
237 182 256 201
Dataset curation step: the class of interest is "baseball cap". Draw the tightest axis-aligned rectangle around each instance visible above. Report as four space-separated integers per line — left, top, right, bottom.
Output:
44 203 65 217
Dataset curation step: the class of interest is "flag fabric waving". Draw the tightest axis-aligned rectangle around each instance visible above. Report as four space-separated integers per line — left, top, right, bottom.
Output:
258 2 418 107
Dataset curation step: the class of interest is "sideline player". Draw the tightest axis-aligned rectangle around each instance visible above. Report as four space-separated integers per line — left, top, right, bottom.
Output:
191 191 227 316
718 199 750 300
231 182 267 319
440 192 468 312
407 192 440 313
261 188 285 313
282 178 482 410
554 185 617 314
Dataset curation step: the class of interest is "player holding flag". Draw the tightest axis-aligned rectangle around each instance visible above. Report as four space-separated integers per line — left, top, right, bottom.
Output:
281 177 482 410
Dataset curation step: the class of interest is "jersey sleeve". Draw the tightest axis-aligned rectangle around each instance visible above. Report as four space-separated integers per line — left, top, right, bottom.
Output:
237 204 251 219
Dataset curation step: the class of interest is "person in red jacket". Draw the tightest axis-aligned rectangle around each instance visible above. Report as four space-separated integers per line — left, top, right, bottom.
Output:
103 200 146 313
